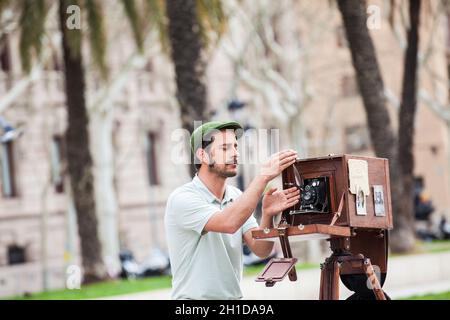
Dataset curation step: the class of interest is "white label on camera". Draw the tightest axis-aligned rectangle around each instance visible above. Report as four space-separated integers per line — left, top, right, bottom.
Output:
348 159 370 196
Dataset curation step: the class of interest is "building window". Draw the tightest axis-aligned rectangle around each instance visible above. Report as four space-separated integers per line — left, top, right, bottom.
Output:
145 132 159 186
0 140 17 198
7 244 26 265
344 125 370 153
51 135 65 193
414 176 424 192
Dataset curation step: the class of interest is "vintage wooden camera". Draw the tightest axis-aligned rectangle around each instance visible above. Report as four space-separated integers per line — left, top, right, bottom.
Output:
252 154 394 300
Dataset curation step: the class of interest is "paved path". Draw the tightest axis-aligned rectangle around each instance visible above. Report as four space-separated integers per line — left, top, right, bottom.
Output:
100 251 450 300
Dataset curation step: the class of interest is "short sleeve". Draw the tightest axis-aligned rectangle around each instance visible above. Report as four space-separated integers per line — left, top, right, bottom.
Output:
242 213 259 235
167 190 219 235
229 186 259 235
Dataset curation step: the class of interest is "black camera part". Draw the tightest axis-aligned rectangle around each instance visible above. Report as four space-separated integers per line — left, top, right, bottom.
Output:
296 177 331 214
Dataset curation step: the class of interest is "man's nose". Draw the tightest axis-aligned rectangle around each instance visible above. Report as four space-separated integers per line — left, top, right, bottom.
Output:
232 148 239 159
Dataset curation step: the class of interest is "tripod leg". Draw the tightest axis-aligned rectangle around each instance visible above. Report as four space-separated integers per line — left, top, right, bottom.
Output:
319 263 326 300
330 261 340 300
362 258 386 300
319 257 340 300
279 234 297 281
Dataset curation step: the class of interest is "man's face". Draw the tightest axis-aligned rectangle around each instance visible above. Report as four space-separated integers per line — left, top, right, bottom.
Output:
203 129 239 178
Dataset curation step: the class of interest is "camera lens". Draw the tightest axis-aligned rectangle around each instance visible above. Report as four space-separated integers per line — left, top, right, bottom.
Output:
298 177 330 214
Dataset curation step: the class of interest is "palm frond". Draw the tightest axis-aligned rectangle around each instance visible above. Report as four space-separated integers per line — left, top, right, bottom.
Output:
84 0 108 78
0 0 12 13
19 0 47 73
145 0 169 52
196 0 227 47
120 0 144 52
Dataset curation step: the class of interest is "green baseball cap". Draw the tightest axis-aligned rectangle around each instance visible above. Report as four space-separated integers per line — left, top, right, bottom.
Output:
190 120 243 153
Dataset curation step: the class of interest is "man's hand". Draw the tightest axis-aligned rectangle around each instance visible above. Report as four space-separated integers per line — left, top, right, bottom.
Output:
262 186 300 217
259 150 297 182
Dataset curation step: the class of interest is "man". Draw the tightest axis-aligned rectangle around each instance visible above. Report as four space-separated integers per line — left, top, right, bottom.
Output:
165 120 299 300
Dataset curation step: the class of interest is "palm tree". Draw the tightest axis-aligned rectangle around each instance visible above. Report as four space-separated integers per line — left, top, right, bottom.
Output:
57 0 107 283
0 0 107 283
3 0 226 282
166 0 207 176
8 0 142 283
166 2 206 116
337 0 421 253
124 0 226 176
397 0 421 253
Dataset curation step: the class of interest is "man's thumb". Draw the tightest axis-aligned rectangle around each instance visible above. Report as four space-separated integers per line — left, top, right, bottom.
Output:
266 187 277 195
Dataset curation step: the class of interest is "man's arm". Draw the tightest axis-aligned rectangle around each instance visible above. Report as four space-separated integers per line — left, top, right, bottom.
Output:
204 150 297 234
244 186 300 258
243 215 274 258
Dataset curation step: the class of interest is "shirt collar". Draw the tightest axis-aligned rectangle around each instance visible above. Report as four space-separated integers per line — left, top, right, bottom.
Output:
193 174 234 205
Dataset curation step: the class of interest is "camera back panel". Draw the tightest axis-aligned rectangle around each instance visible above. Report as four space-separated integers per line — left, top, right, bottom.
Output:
281 154 393 230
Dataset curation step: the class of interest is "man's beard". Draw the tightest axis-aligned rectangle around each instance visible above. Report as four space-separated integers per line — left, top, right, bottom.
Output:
208 161 238 178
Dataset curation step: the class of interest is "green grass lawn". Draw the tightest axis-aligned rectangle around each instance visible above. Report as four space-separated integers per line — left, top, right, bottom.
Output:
390 239 450 258
5 239 450 300
405 290 450 300
417 239 450 254
8 275 173 300
6 262 316 300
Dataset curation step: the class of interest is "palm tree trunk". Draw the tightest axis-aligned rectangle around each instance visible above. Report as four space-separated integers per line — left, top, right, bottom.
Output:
166 0 209 176
397 0 421 252
337 0 415 252
58 0 107 283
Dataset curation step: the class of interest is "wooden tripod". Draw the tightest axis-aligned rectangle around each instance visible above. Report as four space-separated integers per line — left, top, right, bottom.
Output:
253 224 389 300
319 252 387 300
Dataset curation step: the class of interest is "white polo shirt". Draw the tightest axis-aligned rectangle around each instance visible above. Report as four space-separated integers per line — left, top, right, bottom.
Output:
164 175 259 300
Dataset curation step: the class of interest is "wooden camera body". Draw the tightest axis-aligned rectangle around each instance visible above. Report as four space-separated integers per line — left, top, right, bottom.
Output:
281 154 393 230
253 154 394 299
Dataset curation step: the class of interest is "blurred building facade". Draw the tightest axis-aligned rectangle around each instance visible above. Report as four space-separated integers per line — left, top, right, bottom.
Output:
1 0 450 297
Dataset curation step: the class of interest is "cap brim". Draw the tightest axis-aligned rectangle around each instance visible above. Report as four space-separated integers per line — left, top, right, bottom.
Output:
214 122 244 139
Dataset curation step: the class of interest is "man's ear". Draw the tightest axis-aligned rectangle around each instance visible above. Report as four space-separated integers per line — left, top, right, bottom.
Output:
196 148 211 166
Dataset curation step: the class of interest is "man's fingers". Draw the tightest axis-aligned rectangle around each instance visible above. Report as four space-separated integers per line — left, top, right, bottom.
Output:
279 155 297 166
285 188 299 195
279 158 297 171
279 162 295 172
284 198 299 209
269 149 297 161
283 187 297 193
286 190 300 200
278 151 297 162
275 149 296 159
278 149 296 156
271 150 291 160
279 153 297 162
284 186 299 192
